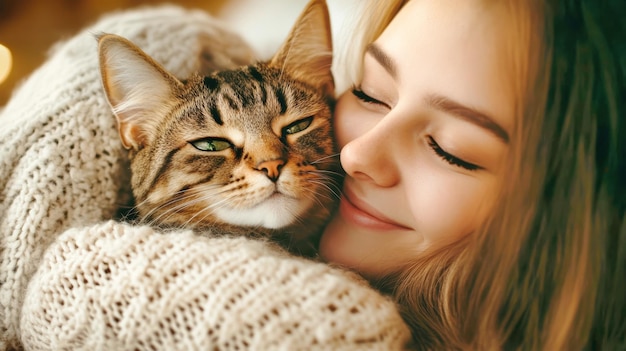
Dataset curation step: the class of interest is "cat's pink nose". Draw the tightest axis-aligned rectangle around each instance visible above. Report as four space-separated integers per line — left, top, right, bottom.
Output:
256 159 285 182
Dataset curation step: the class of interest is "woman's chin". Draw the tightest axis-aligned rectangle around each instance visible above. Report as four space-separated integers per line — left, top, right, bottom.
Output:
319 215 386 279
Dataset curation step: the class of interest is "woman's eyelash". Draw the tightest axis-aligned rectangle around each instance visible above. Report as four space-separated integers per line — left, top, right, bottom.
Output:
427 136 481 171
351 86 387 107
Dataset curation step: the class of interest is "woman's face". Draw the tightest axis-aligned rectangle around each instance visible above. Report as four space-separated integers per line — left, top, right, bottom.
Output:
319 0 518 279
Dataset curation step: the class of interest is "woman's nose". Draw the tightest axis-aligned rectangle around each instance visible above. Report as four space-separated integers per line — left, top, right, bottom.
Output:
339 123 400 187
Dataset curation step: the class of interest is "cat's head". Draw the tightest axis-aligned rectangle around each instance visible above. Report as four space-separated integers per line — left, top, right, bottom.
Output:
99 0 341 241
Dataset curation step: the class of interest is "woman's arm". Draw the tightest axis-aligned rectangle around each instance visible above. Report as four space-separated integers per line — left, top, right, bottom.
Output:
20 221 410 350
0 7 254 347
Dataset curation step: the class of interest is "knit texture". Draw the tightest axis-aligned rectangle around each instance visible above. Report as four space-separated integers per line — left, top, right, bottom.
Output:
0 5 411 350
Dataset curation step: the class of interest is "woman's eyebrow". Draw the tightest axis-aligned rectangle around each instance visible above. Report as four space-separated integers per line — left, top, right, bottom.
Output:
425 93 510 143
366 43 397 79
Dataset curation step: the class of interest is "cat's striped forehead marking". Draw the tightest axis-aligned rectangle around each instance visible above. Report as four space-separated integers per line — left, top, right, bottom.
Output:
207 103 223 125
205 65 292 114
274 86 288 115
246 66 270 105
169 97 220 133
202 76 219 90
213 69 267 111
246 66 264 81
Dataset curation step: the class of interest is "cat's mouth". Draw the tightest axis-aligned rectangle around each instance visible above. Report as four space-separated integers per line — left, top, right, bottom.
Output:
268 190 285 199
268 182 299 201
262 190 296 210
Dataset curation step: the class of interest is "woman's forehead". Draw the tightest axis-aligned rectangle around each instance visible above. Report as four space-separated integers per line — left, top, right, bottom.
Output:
371 0 527 135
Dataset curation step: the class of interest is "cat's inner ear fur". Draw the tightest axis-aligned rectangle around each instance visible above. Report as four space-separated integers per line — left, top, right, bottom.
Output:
270 0 334 98
98 33 183 150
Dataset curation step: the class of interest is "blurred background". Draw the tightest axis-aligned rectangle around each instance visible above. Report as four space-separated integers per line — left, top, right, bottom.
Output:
0 0 357 106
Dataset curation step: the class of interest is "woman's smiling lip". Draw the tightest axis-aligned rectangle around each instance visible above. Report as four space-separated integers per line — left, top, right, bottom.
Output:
340 187 412 231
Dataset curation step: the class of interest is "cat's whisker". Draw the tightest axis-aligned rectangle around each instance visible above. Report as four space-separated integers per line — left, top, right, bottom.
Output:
301 190 328 212
303 167 344 182
139 195 186 224
300 174 338 204
310 152 340 165
307 179 343 200
305 170 343 193
306 190 337 210
141 191 200 225
307 169 344 179
132 196 160 221
136 185 204 216
182 192 240 228
146 186 227 226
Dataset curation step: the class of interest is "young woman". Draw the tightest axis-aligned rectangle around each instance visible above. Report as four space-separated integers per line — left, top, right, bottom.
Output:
321 0 625 349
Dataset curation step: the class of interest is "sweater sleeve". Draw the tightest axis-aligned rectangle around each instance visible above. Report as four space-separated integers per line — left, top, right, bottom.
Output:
20 221 410 350
0 6 254 349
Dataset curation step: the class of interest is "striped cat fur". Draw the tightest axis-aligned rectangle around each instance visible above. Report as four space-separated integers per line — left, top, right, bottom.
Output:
98 0 341 255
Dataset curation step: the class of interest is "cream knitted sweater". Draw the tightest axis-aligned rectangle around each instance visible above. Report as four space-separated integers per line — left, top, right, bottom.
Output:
0 5 411 351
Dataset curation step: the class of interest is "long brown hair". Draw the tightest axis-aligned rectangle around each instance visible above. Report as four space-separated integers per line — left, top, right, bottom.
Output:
340 0 626 349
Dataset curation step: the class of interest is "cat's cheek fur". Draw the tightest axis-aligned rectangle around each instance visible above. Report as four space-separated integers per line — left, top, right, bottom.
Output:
142 171 194 206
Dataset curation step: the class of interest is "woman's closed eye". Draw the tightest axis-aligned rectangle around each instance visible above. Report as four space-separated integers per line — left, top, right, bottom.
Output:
352 86 391 110
427 136 482 171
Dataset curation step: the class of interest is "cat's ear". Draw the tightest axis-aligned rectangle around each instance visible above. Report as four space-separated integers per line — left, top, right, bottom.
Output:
98 34 183 150
270 0 334 97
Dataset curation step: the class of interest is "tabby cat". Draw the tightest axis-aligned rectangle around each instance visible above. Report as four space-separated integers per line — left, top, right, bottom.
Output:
98 0 341 255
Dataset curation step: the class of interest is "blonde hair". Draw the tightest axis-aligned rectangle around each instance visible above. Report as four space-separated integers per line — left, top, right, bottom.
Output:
334 0 407 93
339 1 626 349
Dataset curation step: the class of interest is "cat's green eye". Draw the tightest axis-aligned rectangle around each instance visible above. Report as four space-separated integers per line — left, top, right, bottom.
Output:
190 138 231 152
283 117 313 135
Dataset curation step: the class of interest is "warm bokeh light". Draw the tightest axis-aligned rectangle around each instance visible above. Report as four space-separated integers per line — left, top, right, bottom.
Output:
0 44 12 85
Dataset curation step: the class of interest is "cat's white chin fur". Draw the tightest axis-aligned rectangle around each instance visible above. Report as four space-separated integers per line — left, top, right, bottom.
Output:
214 194 309 229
